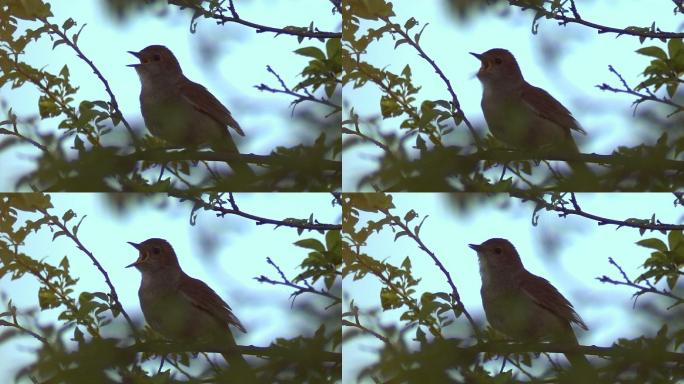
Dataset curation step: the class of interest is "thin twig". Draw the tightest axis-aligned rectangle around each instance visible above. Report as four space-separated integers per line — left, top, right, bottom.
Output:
255 257 341 305
36 207 140 341
255 65 341 113
381 16 482 150
512 0 684 40
169 0 340 39
379 207 482 341
37 17 140 150
182 194 342 232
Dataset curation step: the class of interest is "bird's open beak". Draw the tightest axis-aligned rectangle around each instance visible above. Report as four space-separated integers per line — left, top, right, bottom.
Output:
127 51 141 67
469 52 488 75
468 243 481 252
126 241 142 268
469 52 483 61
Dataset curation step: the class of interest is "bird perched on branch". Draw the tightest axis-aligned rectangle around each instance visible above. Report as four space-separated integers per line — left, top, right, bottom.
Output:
129 45 254 176
469 238 596 378
127 238 254 379
471 48 592 179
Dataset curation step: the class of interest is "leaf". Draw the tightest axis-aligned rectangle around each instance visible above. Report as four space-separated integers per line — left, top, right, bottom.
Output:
294 47 326 61
635 46 668 60
380 287 401 309
404 17 417 30
294 238 326 253
62 18 75 31
38 287 59 310
636 238 668 252
62 209 75 223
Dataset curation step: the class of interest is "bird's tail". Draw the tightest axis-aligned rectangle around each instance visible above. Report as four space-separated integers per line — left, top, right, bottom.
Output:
564 351 599 382
221 351 250 369
559 329 598 382
212 136 255 177
220 349 257 382
561 140 599 190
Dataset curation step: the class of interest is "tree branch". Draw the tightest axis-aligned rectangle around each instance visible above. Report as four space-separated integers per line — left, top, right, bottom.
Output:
37 16 140 150
124 148 340 171
169 0 341 39
255 257 341 306
381 16 481 150
181 193 342 232
598 257 684 308
440 340 684 363
598 65 684 116
35 207 140 341
256 65 341 114
450 149 684 171
128 341 341 363
520 192 684 232
378 207 482 341
512 0 684 40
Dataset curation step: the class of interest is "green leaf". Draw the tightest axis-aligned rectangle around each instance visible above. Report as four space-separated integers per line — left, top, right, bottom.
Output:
380 287 401 309
38 96 60 118
404 17 418 30
294 238 325 253
38 287 59 309
294 47 326 61
668 38 684 59
668 230 684 250
636 238 668 252
635 46 668 60
380 95 402 118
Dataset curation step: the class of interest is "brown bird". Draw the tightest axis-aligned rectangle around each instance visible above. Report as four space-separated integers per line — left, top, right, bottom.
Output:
469 238 594 374
471 48 592 178
129 45 254 176
127 238 253 375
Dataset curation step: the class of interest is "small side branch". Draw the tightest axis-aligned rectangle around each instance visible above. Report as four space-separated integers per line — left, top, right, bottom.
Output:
511 0 684 40
35 207 140 341
521 192 684 232
598 257 684 309
598 65 684 116
256 65 341 114
255 257 341 306
378 207 482 341
181 193 342 232
169 0 341 39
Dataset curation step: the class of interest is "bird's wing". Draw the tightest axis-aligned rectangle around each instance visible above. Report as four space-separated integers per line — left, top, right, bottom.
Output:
519 272 588 330
520 85 586 135
179 274 247 333
179 81 245 137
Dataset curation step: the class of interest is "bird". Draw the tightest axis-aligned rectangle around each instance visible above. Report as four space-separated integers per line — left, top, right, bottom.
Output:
471 48 592 179
469 238 595 375
126 238 253 376
128 45 254 176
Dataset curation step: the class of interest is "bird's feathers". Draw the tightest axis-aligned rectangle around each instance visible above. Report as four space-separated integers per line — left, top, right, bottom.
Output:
520 85 586 135
518 273 588 330
179 81 245 137
178 274 247 333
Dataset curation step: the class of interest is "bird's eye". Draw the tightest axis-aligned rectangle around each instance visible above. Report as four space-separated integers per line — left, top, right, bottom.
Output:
494 58 503 64
152 54 161 61
152 247 161 254
494 247 502 254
